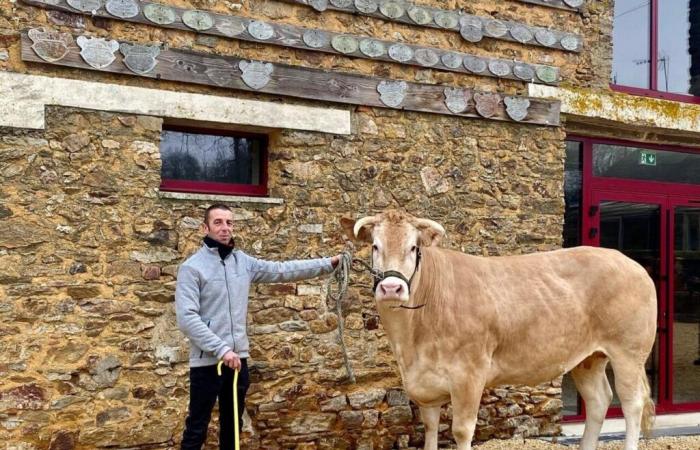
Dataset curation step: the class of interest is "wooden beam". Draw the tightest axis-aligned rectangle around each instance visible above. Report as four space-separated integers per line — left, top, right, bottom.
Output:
19 0 562 85
280 0 583 52
20 30 560 126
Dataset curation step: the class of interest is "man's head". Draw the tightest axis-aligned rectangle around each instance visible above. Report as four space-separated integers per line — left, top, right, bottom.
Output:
203 204 234 245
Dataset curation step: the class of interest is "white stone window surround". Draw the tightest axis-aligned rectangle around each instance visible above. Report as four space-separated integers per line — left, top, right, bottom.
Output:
0 71 352 204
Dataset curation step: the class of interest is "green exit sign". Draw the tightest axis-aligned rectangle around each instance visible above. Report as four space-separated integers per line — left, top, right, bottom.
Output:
640 151 657 166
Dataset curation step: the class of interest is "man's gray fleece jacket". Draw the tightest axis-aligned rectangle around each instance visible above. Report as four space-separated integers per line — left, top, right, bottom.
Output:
176 244 333 367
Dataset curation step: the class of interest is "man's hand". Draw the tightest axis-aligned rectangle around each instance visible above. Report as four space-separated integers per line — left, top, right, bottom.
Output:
331 254 343 268
222 350 241 370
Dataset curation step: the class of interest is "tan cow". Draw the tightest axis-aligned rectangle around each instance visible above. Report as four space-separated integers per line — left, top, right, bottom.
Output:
341 210 656 450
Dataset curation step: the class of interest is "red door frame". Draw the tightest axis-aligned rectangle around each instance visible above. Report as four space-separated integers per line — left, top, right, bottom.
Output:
566 135 700 420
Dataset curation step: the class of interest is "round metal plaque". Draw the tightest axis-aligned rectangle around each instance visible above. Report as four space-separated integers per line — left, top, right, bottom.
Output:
355 0 378 13
239 60 274 90
509 24 533 43
377 80 408 108
66 0 102 12
460 24 483 43
144 4 176 25
105 0 139 18
463 56 487 73
359 39 385 58
560 34 580 51
28 28 73 63
434 11 458 29
459 15 481 29
534 29 557 47
536 65 558 83
77 35 119 69
441 52 462 69
444 87 471 114
563 0 584 8
331 35 359 54
504 96 530 122
217 19 246 37
488 60 511 77
484 19 508 38
303 29 328 48
309 0 328 11
513 62 535 81
248 21 274 40
474 92 501 118
388 43 413 62
379 0 404 19
183 11 214 31
330 0 353 8
415 48 439 67
407 6 432 25
120 43 160 75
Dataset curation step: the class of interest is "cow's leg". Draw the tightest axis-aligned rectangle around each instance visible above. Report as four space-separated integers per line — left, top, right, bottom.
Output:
420 406 441 450
450 383 483 450
570 354 613 450
610 357 653 450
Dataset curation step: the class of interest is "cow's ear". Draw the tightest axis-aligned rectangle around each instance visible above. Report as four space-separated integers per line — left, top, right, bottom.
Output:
340 216 375 243
414 218 445 247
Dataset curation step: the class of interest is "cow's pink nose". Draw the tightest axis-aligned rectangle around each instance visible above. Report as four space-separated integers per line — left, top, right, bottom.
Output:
380 281 403 296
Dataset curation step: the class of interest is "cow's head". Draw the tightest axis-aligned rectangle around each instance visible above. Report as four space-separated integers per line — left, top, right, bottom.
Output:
341 210 445 304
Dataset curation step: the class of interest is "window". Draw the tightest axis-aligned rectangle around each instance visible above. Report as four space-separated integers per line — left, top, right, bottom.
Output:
612 0 700 102
159 126 267 196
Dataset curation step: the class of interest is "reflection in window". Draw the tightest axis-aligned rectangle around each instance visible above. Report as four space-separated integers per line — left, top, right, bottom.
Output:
563 141 582 248
612 0 651 89
159 128 266 196
658 1 693 95
593 144 700 185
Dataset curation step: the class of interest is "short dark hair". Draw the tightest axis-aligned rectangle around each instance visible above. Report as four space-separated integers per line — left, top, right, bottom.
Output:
204 204 232 224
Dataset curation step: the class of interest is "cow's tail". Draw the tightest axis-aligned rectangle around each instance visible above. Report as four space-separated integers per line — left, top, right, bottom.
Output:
641 373 655 438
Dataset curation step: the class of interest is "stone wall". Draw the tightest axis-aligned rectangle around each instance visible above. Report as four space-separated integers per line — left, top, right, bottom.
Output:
0 0 605 448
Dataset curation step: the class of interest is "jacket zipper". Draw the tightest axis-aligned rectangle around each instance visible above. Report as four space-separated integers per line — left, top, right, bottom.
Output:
222 259 236 353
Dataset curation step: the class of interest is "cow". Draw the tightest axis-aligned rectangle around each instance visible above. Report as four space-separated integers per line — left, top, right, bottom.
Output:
340 210 656 450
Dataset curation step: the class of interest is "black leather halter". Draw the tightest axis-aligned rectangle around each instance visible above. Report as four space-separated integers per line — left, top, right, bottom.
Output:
371 248 425 309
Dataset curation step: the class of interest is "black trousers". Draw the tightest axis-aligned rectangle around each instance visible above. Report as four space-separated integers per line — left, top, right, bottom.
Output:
181 359 250 450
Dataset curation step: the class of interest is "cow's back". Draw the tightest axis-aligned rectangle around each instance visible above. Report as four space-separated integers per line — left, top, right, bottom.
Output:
419 246 657 387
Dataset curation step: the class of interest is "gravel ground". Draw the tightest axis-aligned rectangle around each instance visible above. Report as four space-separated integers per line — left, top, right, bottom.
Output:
468 435 700 449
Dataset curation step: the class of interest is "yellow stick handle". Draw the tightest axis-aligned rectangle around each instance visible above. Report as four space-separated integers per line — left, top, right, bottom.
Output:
217 361 240 450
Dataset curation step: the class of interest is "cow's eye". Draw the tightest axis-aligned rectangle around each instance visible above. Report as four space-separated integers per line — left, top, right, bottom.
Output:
411 246 417 253
372 244 378 252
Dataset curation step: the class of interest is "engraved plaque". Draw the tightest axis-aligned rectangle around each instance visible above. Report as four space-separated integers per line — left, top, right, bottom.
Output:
407 6 431 25
463 55 487 73
504 96 530 121
248 21 274 40
474 92 500 118
534 29 557 47
513 62 535 81
484 19 508 38
488 60 511 77
560 34 580 51
459 15 481 29
217 19 246 37
377 80 407 108
359 39 385 57
388 43 412 62
509 24 533 43
105 0 138 18
120 43 160 74
309 0 328 11
303 29 328 48
563 0 584 7
460 24 483 43
535 65 558 83
77 36 119 69
183 11 214 31
379 0 404 19
28 28 73 63
355 0 378 13
144 4 176 25
67 0 102 12
239 60 273 90
331 35 359 54
441 52 462 69
330 0 353 7
434 11 458 29
415 48 438 67
444 87 471 114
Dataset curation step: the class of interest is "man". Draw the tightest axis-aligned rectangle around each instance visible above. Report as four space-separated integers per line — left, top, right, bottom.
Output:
176 204 341 450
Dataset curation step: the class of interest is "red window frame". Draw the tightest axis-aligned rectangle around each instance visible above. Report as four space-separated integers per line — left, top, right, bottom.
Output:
610 0 700 104
159 125 269 197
